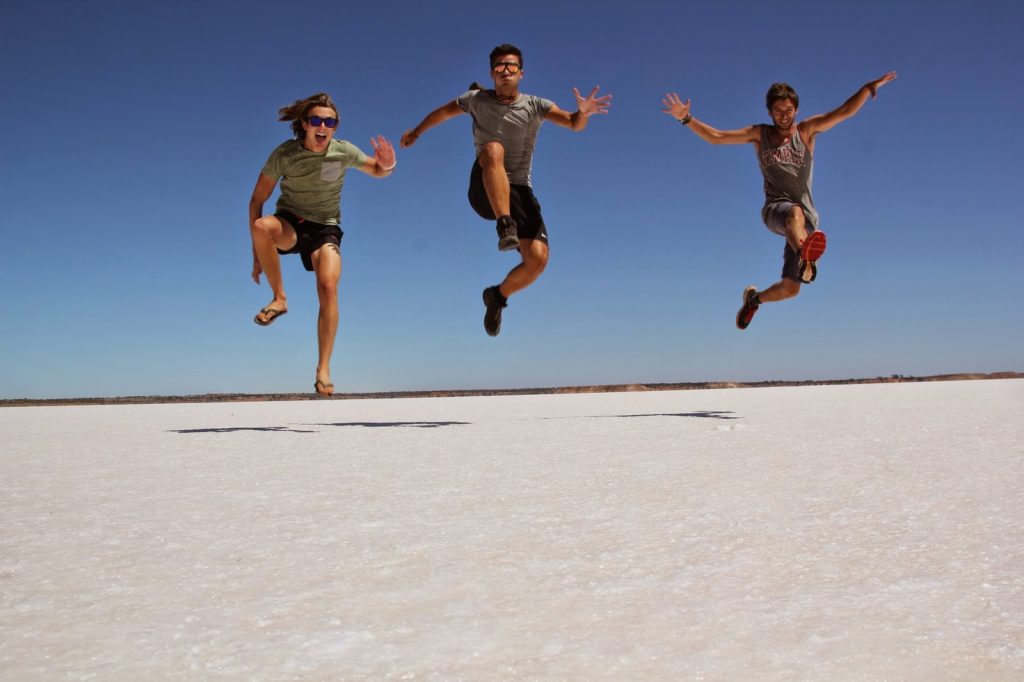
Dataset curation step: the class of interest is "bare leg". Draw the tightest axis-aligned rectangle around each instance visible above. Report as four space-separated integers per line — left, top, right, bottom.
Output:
738 210 808 328
482 238 549 336
783 205 809 254
311 244 342 394
751 205 809 304
756 277 801 303
478 141 511 217
251 215 297 321
498 238 549 298
736 276 800 330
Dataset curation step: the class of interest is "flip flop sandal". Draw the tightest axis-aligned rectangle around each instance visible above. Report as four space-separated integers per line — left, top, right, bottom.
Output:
254 307 287 326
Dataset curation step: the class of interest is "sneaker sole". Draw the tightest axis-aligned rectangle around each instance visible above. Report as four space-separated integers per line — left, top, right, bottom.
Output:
498 237 520 252
801 231 827 262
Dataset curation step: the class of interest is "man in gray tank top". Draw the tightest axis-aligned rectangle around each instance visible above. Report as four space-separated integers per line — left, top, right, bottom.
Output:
661 72 896 330
401 44 611 336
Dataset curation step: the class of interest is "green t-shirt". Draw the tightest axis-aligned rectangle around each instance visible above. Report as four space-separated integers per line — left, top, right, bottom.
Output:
260 138 369 225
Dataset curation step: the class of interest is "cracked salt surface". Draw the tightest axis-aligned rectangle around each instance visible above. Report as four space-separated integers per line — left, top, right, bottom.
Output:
1 380 1022 680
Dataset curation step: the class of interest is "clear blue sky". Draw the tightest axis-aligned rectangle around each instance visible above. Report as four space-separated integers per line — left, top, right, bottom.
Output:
2 0 1021 399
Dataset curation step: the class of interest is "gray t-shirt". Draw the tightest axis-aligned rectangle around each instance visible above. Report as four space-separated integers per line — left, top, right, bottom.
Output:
758 125 819 230
456 89 554 187
260 138 368 225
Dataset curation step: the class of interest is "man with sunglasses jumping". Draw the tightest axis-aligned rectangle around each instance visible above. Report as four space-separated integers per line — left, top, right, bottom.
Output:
401 44 611 336
248 92 396 395
662 72 896 330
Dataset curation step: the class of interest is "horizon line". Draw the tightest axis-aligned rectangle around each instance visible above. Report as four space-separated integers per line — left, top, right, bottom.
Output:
2 372 1020 408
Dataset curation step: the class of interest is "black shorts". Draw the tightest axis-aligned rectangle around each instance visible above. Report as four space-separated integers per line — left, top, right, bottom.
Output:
468 161 548 244
275 211 342 272
781 242 802 282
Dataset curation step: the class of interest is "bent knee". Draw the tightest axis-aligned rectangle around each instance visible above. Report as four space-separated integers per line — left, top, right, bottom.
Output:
780 279 801 298
479 141 506 165
252 215 280 236
523 242 549 270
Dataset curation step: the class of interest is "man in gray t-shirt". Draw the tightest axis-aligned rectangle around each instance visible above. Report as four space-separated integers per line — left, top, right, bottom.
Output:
661 72 896 330
401 43 611 337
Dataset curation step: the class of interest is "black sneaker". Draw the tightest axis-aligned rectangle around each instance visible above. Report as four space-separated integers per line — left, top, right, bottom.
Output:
496 216 520 252
482 286 507 336
736 286 760 330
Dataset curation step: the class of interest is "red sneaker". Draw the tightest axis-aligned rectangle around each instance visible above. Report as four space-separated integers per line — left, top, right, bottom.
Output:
801 230 827 262
736 286 760 330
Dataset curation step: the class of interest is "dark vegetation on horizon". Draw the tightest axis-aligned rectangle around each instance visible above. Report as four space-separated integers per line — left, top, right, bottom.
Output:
2 373 1020 407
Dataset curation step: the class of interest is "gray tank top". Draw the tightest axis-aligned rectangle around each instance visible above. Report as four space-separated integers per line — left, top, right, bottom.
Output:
758 125 819 230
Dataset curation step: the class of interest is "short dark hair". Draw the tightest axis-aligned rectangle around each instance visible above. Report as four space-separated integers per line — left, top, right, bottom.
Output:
489 44 523 69
765 82 799 111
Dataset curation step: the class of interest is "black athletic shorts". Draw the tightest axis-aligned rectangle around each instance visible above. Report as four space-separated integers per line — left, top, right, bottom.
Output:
275 210 342 272
781 242 803 282
467 161 548 244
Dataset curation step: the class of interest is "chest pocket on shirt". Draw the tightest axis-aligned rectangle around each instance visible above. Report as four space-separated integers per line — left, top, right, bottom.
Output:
320 161 342 182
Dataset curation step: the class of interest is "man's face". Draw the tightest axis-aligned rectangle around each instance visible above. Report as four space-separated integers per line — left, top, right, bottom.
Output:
490 54 523 89
301 105 339 152
770 99 797 131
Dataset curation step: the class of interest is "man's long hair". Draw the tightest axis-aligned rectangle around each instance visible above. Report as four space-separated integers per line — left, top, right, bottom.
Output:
278 92 339 139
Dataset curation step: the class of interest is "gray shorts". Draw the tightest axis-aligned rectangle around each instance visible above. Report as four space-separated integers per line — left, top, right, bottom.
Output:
762 201 803 237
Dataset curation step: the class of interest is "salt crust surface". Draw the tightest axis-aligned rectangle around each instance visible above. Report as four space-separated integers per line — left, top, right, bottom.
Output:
1 380 1022 680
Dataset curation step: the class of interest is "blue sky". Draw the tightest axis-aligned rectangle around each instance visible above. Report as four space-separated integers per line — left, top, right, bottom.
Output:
1 0 1021 399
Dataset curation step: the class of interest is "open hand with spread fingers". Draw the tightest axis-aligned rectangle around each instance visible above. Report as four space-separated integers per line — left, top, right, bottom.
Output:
370 135 396 171
661 92 691 122
574 86 612 117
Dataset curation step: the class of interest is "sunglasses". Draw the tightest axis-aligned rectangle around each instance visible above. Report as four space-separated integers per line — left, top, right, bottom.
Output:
492 61 522 74
306 116 339 128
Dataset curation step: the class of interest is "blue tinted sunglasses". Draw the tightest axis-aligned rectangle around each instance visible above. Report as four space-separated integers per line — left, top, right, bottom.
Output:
307 116 339 128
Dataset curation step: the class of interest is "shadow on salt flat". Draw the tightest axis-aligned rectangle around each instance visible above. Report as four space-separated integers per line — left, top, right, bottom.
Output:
169 414 736 435
313 421 470 429
543 410 740 421
169 426 318 434
169 421 471 434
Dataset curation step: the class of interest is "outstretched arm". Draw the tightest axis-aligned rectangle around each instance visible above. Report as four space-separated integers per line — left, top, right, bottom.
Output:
800 71 897 137
400 101 464 148
545 86 612 130
357 135 397 177
661 93 759 145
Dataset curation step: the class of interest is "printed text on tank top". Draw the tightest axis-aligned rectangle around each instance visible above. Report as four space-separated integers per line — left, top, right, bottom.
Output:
760 127 809 170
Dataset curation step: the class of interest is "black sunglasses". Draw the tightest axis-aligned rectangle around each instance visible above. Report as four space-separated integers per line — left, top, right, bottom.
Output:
307 116 339 128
